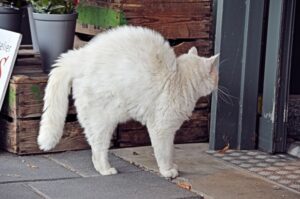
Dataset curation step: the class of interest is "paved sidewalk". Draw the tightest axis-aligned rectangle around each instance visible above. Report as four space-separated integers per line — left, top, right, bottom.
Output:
112 144 300 199
0 150 200 199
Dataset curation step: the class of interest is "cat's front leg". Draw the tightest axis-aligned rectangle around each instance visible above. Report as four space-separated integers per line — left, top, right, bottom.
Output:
148 127 178 178
92 149 118 175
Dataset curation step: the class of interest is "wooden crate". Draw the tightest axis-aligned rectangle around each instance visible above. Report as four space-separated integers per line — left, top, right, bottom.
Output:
117 97 210 147
0 47 90 155
75 0 213 56
0 117 86 155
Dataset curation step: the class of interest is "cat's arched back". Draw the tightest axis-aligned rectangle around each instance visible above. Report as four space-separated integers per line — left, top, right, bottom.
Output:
38 26 219 178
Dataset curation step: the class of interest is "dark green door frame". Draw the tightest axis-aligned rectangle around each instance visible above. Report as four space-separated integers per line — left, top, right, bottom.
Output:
258 0 296 153
210 0 296 152
210 0 265 150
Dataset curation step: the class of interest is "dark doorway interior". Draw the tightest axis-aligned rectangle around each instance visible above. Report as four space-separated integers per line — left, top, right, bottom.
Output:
287 1 300 144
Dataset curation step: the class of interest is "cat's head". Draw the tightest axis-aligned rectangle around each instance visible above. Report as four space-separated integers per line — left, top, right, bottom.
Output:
179 47 219 97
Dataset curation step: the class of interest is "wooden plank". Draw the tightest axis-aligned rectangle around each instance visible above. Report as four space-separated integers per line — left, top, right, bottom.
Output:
117 129 150 147
73 34 213 57
0 117 18 153
10 74 48 84
120 2 212 17
17 49 39 57
0 118 89 155
76 23 106 36
174 126 208 144
127 17 211 39
118 109 209 147
117 126 209 147
119 113 209 132
195 96 210 109
2 84 17 119
2 81 76 119
181 110 208 128
77 17 212 39
76 0 213 39
17 120 88 155
11 53 46 84
17 45 40 57
13 65 44 75
15 57 42 67
172 39 213 56
119 120 146 131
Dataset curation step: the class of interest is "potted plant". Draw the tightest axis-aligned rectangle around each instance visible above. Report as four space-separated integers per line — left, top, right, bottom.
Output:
27 0 77 73
0 0 26 32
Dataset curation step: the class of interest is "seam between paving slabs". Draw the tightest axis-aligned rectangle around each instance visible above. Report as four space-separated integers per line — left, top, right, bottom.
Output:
0 177 82 185
41 152 202 198
112 153 205 198
172 177 208 199
23 183 49 199
43 153 142 177
43 155 86 177
176 196 202 199
26 175 202 199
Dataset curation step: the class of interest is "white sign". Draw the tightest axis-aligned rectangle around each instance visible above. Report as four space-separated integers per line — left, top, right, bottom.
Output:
0 29 22 110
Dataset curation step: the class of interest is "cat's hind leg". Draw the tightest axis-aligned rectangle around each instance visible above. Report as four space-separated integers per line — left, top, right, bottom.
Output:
85 120 117 175
77 107 118 175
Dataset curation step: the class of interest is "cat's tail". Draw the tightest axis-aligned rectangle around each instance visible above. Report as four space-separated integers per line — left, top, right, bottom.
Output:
37 51 76 151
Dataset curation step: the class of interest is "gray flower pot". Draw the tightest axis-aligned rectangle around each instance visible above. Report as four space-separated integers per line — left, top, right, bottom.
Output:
32 12 77 73
0 7 21 32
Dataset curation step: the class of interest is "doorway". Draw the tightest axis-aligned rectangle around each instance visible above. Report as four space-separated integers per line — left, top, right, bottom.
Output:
210 0 299 154
287 2 300 148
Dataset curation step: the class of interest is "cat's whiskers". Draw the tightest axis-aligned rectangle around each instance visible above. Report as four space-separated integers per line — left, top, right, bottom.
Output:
216 85 236 106
216 58 229 75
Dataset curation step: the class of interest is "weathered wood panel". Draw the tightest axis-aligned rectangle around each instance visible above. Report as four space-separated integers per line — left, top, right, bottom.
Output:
1 53 77 119
74 35 212 56
195 96 210 109
76 0 213 39
172 39 213 57
0 47 90 155
117 109 209 147
0 118 89 155
2 73 76 119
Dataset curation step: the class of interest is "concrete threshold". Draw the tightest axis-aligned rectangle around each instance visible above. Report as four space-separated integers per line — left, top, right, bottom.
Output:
111 143 300 199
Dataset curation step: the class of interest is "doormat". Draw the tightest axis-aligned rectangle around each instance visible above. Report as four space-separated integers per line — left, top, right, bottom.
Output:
207 150 300 193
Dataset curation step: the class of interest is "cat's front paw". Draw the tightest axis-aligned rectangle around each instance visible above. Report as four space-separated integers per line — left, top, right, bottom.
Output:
160 168 178 178
98 167 118 176
92 156 118 176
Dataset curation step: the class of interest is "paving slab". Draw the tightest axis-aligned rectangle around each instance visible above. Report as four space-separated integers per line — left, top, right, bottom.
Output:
112 143 300 199
0 183 42 199
0 151 79 183
28 171 201 199
46 150 141 177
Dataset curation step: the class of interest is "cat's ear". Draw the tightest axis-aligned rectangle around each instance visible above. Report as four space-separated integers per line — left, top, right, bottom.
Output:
188 47 198 55
207 54 220 66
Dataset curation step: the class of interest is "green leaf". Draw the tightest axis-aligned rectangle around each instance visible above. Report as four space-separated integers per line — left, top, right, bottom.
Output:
27 0 75 14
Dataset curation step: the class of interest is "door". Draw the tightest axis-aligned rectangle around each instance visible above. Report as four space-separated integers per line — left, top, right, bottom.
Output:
258 0 296 153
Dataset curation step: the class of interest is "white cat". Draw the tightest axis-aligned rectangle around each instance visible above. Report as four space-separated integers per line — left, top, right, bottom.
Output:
38 26 219 178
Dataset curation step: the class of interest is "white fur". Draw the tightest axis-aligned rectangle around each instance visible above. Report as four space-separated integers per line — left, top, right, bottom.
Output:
38 26 219 178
